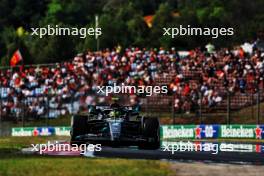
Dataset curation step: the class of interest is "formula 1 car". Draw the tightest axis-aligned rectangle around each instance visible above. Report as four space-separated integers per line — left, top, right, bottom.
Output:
70 104 160 149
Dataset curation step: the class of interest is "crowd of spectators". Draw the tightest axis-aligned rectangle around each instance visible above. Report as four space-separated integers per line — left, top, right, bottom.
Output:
0 41 263 119
170 42 264 113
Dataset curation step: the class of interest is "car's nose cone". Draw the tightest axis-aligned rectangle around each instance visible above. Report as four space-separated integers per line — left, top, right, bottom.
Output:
110 122 122 139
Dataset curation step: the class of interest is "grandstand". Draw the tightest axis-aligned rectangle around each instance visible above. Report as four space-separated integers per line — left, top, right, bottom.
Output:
0 44 264 124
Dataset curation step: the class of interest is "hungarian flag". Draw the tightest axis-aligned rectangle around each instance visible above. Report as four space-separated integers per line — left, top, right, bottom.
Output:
10 50 23 67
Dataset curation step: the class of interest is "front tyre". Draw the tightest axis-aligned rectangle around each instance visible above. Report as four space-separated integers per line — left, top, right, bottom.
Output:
70 115 88 145
139 117 160 150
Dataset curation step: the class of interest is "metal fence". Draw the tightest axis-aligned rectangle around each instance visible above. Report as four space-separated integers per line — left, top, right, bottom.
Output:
0 90 263 126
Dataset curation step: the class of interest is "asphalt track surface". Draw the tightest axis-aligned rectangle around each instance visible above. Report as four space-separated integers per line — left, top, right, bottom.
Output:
21 142 264 164
93 147 264 164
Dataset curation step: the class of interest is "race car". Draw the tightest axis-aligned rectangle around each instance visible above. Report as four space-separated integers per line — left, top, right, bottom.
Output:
70 104 160 149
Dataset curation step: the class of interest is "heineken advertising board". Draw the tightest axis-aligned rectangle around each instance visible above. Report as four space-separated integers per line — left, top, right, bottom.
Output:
160 125 264 140
12 127 71 137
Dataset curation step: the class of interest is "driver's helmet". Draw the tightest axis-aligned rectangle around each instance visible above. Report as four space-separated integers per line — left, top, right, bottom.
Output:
109 110 121 118
110 103 120 108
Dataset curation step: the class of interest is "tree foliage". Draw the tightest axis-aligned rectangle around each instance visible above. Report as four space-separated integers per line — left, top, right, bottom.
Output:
0 0 264 65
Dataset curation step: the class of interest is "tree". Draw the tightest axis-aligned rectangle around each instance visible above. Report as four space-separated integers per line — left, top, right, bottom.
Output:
27 35 77 64
150 3 173 48
127 15 149 46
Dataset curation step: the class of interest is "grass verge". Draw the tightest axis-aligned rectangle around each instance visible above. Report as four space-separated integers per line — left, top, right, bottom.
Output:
0 136 173 176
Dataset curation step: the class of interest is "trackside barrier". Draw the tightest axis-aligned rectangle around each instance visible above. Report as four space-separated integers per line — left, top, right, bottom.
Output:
160 124 264 140
11 127 70 136
11 125 264 139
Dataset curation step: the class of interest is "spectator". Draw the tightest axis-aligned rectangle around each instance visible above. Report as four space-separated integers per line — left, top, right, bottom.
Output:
0 42 263 119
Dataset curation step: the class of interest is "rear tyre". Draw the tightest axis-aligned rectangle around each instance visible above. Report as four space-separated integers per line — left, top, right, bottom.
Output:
70 115 88 145
139 117 160 150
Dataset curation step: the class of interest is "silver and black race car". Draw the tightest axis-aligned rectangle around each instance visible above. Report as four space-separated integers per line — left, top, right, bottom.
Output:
70 104 160 149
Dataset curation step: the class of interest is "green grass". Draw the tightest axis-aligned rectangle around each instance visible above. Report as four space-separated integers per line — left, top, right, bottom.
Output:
0 136 173 176
0 136 69 149
0 157 172 176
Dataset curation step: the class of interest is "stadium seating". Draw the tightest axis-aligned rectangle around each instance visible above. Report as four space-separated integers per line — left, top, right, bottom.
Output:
0 45 263 120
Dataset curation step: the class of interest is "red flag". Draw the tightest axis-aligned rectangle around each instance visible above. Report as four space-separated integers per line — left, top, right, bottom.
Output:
10 50 23 67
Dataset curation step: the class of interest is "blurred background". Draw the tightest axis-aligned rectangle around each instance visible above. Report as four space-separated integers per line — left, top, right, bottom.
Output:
1 0 264 136
0 0 264 65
